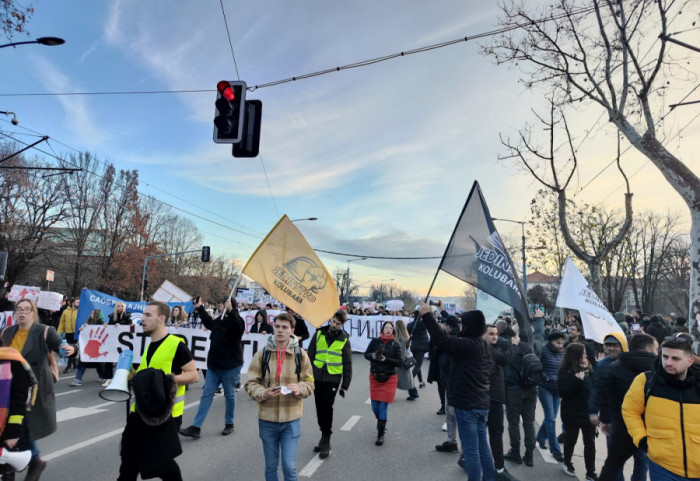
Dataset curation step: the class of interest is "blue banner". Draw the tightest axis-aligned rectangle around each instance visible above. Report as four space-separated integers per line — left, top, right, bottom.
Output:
75 289 193 339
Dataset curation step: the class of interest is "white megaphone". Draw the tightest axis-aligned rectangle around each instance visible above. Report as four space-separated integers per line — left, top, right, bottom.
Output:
99 349 133 402
0 447 31 471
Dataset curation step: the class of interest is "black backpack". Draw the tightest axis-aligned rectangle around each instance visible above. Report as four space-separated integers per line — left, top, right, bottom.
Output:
520 352 544 387
260 345 302 383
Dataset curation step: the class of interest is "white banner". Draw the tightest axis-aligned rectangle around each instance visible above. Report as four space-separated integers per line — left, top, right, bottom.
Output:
235 288 255 305
555 257 623 344
8 285 40 302
476 289 511 323
37 291 63 311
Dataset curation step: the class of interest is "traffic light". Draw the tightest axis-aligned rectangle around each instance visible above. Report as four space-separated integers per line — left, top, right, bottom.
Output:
232 100 263 158
213 81 246 144
201 246 211 262
142 264 149 290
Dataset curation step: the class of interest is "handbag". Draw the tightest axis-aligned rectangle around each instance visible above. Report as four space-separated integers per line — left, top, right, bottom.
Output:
403 356 417 369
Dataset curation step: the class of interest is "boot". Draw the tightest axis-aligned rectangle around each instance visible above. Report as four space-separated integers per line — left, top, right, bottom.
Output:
24 458 46 481
523 449 533 466
179 425 201 439
319 434 331 459
313 436 323 452
504 448 522 464
375 420 386 446
0 472 14 481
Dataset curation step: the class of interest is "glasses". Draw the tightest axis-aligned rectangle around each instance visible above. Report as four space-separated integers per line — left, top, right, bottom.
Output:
15 307 33 313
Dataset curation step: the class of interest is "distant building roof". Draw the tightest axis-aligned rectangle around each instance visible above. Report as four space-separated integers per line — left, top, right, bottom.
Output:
526 271 559 283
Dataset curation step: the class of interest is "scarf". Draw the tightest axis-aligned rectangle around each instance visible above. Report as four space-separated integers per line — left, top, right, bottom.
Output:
380 333 394 343
0 347 37 438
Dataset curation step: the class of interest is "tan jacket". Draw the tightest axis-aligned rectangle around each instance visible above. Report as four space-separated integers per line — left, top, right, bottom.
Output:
245 335 314 423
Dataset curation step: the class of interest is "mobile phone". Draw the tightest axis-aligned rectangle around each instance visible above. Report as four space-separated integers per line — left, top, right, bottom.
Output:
631 323 641 332
272 386 282 391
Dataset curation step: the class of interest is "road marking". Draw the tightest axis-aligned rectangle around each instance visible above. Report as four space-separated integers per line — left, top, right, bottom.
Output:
536 445 558 464
299 454 323 477
43 428 124 461
58 375 73 381
57 406 108 422
340 415 361 431
364 397 371 404
56 390 82 397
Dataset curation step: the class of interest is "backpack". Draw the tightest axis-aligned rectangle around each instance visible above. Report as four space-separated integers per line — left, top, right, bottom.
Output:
520 352 544 387
260 345 302 383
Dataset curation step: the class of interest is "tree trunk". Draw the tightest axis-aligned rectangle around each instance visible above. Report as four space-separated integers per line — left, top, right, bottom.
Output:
589 262 602 303
690 210 700 355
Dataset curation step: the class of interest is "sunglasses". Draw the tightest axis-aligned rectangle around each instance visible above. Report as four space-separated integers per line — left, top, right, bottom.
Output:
663 332 692 344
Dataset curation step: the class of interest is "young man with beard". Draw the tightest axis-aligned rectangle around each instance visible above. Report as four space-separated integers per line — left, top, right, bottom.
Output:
622 333 699 480
306 310 352 459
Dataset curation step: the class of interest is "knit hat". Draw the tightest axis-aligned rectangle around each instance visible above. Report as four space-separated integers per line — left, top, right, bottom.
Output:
132 368 177 426
460 310 486 337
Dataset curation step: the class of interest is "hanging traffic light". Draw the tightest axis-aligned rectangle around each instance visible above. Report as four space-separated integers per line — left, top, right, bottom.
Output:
201 246 211 262
213 81 246 144
232 100 262 158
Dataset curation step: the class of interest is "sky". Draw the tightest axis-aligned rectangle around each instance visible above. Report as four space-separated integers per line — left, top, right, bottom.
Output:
2 0 698 298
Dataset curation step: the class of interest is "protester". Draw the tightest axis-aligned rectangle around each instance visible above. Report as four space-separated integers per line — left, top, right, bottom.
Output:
434 316 461 454
1 299 76 481
70 309 106 387
167 306 187 327
597 333 658 481
622 332 699 481
364 321 402 446
118 301 198 481
286 308 310 349
558 343 597 480
108 302 132 326
180 297 245 439
406 313 429 389
395 320 417 400
536 331 566 462
307 310 352 459
244 312 315 481
419 303 497 481
57 298 79 372
250 309 274 334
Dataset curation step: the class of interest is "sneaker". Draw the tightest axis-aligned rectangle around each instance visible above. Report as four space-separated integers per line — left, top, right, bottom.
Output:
98 378 106 383
102 379 112 387
586 473 599 481
538 440 547 450
179 425 201 439
406 396 418 401
497 469 519 481
69 380 82 387
563 463 576 477
457 457 467 474
553 453 565 463
435 441 458 453
557 432 566 444
436 407 446 415
504 449 522 464
221 424 234 436
216 387 223 394
442 422 447 432
419 382 426 388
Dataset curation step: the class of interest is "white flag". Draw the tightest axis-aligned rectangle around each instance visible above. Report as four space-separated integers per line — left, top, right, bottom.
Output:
555 258 623 344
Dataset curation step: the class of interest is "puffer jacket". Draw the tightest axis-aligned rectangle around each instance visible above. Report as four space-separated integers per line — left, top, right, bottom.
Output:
558 368 593 426
364 337 402 379
622 361 700 479
539 341 564 392
599 350 656 425
407 318 430 352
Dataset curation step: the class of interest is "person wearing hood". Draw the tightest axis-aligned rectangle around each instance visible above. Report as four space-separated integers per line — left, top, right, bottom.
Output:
251 309 274 334
622 333 700 481
244 312 314 481
613 312 629 336
306 310 352 459
597 333 657 481
419 303 498 481
536 331 566 463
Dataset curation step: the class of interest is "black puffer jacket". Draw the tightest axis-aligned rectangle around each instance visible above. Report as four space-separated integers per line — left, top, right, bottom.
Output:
489 340 517 404
364 337 402 379
540 341 564 392
407 318 430 352
422 312 493 411
600 351 656 425
558 369 593 426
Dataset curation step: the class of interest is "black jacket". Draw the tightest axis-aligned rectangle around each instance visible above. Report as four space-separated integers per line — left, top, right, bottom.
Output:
504 344 536 389
307 326 352 390
197 305 244 370
599 351 656 425
407 318 430 352
108 311 132 325
364 337 402 378
489 340 517 404
293 315 310 348
422 312 493 411
558 369 593 426
250 310 273 334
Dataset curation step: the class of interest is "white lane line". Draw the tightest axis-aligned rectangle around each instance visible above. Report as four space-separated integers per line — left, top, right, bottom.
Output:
56 390 82 397
299 454 323 477
58 375 73 381
364 397 371 405
536 445 559 464
340 415 361 431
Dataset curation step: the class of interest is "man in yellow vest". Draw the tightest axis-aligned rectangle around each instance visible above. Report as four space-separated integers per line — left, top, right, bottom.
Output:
117 301 198 481
306 309 352 459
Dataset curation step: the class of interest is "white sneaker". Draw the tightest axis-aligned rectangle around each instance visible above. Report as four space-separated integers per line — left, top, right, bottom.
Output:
102 379 112 387
442 422 447 432
70 380 82 387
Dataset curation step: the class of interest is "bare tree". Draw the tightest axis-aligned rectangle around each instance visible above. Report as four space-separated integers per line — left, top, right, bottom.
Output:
657 237 690 317
485 0 700 344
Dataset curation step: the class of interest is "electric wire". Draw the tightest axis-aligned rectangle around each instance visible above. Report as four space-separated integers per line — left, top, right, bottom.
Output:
258 154 279 218
218 0 241 81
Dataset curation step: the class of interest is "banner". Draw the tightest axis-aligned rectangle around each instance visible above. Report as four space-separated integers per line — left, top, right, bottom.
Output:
435 181 531 337
555 257 623 344
242 215 340 328
37 291 63 311
0 312 13 329
476 289 511 324
7 285 40 302
235 288 254 305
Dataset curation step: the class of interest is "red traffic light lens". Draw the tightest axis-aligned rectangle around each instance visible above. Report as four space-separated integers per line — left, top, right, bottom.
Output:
217 81 235 101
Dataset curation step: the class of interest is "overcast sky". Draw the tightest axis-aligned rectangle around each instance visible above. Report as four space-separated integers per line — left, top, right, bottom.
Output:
2 0 698 297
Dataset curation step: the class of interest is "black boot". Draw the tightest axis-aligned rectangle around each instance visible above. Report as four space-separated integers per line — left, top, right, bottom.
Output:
313 436 323 452
504 448 522 464
319 434 331 459
523 449 533 466
375 420 386 446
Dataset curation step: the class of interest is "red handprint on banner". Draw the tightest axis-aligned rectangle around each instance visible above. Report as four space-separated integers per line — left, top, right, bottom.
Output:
84 326 109 359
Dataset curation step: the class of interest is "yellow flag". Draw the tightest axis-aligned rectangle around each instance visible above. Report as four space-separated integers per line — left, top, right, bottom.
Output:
242 215 340 328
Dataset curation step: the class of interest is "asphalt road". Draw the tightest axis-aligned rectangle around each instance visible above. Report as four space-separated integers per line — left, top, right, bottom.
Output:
24 354 634 481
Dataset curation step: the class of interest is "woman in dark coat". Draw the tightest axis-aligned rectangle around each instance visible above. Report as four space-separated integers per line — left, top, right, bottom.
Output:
1 299 75 480
249 309 273 334
407 314 429 387
364 321 402 446
558 342 596 480
108 302 132 326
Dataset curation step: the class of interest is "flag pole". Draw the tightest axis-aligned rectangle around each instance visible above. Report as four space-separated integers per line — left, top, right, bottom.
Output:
227 274 243 301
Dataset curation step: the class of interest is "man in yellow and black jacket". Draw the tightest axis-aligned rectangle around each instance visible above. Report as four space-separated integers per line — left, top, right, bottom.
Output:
307 310 352 459
622 333 700 480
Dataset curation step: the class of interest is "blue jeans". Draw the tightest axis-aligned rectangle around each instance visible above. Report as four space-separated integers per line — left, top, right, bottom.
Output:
259 419 301 481
193 365 242 427
631 448 649 481
537 387 562 455
648 460 700 481
74 361 104 381
370 400 388 421
455 408 497 481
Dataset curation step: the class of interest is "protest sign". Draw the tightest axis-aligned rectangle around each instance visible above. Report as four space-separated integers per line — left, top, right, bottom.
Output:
235 288 255 305
0 312 13 328
37 291 63 311
7 285 40 302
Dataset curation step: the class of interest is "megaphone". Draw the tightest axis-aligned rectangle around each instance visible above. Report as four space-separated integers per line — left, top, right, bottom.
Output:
99 349 133 402
0 447 31 471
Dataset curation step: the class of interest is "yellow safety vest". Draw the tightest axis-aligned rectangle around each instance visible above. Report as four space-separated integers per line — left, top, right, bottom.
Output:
131 335 186 418
312 330 347 375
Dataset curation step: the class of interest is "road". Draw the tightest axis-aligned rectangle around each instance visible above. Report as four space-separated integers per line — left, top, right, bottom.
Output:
26 354 634 481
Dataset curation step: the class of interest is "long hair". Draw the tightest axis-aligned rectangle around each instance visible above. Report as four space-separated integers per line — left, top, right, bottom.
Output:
169 305 187 324
558 342 591 376
15 299 39 325
395 320 410 343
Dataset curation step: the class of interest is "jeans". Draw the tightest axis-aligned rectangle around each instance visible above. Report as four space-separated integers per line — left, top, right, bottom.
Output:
445 400 457 444
536 387 562 455
411 349 427 383
506 386 537 452
599 422 648 481
648 460 700 481
259 419 301 481
313 381 339 435
487 401 505 470
193 365 241 427
74 361 104 381
455 408 497 481
370 400 388 421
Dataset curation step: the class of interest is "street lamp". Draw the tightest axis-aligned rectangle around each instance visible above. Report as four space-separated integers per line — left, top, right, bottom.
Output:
346 257 367 305
290 217 317 223
492 217 528 298
0 37 65 49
